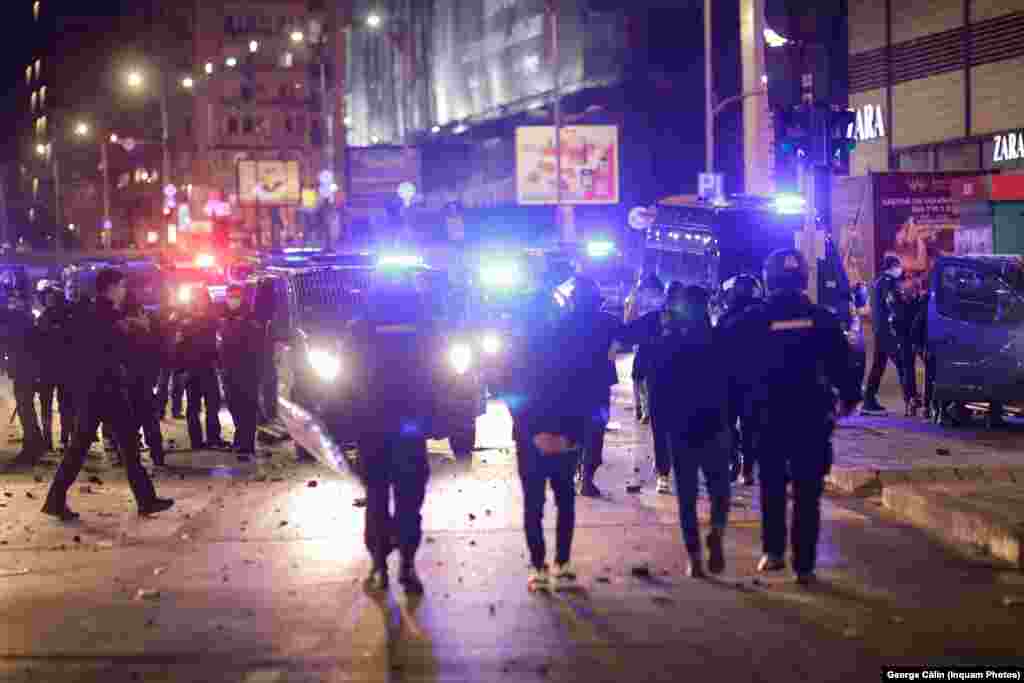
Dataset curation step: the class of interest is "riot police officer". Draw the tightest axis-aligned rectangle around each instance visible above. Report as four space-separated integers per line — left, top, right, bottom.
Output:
3 290 44 468
862 255 905 415
724 249 860 584
176 287 227 450
220 285 264 461
43 269 173 520
348 269 445 594
715 274 763 485
36 287 75 452
623 273 665 423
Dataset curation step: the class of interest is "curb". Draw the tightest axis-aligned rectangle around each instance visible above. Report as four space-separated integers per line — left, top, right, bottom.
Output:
826 465 1024 496
881 482 1024 568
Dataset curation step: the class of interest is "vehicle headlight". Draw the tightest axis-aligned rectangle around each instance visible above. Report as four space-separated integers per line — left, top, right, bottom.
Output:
308 348 341 382
449 343 473 375
481 332 501 354
177 285 192 304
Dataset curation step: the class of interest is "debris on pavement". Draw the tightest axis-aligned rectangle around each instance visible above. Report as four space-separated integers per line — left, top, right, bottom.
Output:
631 565 651 579
33 475 43 483
469 540 477 546
489 604 496 616
1001 595 1023 607
842 627 861 639
279 521 289 527
79 486 94 494
0 568 30 577
468 513 476 521
153 567 167 576
25 492 35 499
652 596 674 607
135 589 161 601
890 615 905 624
87 476 103 485
352 498 367 508
181 533 191 541
3 492 11 498
936 448 951 456
425 537 436 544
73 535 81 544
97 541 114 549
307 480 318 488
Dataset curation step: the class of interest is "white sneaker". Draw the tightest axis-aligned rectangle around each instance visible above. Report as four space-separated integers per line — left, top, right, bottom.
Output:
656 475 672 494
553 563 577 590
528 565 550 591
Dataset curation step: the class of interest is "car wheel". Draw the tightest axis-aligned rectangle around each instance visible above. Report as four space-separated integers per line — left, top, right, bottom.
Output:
449 423 477 460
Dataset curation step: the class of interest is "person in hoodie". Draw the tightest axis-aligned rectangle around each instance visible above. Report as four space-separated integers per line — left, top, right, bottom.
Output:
175 287 227 450
3 290 45 468
650 284 732 577
509 288 587 592
561 276 621 498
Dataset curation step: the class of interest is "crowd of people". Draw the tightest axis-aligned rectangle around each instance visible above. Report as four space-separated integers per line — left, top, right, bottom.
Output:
0 268 274 519
352 247 861 594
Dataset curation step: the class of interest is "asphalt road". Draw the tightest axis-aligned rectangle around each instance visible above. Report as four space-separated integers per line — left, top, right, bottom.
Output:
0 369 1022 682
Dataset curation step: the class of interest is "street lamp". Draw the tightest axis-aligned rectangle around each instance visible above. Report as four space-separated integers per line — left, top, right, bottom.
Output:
204 62 214 75
74 121 89 137
35 143 46 156
290 30 304 43
366 14 382 29
124 66 171 204
226 56 238 67
182 76 194 89
126 70 144 89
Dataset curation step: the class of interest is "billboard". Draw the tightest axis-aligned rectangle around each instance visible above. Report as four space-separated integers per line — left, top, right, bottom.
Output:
347 147 422 210
515 125 619 205
237 160 301 206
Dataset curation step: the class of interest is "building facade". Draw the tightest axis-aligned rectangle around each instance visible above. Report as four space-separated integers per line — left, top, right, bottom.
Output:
846 0 1024 176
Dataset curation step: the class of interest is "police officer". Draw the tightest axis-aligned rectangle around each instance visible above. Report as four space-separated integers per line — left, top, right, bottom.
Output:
42 269 173 521
157 287 187 420
220 284 264 462
862 255 904 415
36 287 74 452
623 272 665 423
3 290 44 468
176 287 227 450
122 292 166 467
724 249 860 584
715 274 763 485
348 269 444 594
561 276 620 498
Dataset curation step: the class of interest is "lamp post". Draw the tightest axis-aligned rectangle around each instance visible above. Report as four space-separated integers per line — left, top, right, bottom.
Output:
125 69 171 190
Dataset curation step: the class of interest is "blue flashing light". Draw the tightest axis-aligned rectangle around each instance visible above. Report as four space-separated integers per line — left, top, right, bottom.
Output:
378 253 424 268
480 261 522 289
775 193 807 215
586 240 616 258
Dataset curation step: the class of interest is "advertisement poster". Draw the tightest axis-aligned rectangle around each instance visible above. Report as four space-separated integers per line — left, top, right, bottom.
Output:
347 147 422 210
874 173 972 293
515 125 619 205
237 161 301 206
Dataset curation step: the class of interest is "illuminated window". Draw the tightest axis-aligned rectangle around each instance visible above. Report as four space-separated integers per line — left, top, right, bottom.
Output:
280 51 294 68
25 65 31 84
30 91 37 111
39 85 46 106
33 1 39 20
34 59 40 79
32 177 39 198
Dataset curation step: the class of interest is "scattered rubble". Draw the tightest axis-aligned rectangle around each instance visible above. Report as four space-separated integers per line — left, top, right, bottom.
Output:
307 480 318 488
936 448 951 456
1001 595 1023 608
153 567 167 576
135 589 161 601
630 565 651 579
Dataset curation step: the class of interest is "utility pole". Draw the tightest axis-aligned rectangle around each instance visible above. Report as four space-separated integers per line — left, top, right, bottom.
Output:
101 137 110 243
548 2 574 244
704 0 714 174
53 153 63 252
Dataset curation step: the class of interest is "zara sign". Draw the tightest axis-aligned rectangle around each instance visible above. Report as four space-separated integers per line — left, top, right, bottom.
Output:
847 104 886 142
993 131 1024 164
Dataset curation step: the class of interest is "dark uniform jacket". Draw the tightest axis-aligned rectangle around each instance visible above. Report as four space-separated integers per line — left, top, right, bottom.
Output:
0 308 40 384
73 297 131 394
175 311 220 372
871 273 903 351
37 304 74 382
618 310 665 405
725 292 862 436
220 310 265 377
559 309 620 404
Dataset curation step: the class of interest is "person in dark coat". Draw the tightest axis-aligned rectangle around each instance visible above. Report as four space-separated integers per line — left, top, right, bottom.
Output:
220 284 264 462
157 288 187 420
509 289 589 591
36 287 75 452
561 276 620 498
862 255 905 414
42 269 173 520
623 273 665 422
122 292 166 467
3 290 45 468
650 284 732 577
175 287 226 450
724 249 861 584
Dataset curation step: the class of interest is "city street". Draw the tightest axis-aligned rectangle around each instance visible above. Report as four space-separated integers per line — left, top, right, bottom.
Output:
0 362 1022 682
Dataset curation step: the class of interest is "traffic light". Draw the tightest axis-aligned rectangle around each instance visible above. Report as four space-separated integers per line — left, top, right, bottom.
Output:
828 109 857 176
773 108 810 193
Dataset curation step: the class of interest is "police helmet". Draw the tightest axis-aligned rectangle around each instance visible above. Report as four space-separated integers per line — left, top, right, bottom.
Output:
763 248 809 294
722 273 763 308
881 254 902 272
666 282 710 321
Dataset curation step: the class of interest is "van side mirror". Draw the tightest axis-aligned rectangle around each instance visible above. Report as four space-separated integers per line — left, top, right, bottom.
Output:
852 283 869 309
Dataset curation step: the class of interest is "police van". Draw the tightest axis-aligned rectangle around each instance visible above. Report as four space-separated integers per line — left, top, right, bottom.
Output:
243 249 486 472
647 194 867 383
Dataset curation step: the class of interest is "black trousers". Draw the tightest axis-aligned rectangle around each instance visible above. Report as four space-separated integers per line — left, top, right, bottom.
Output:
130 376 164 464
45 384 158 511
260 355 277 423
38 380 71 448
757 432 830 575
864 339 905 401
580 396 610 474
359 435 430 569
14 378 44 455
185 367 222 448
157 368 185 417
517 439 577 569
923 351 936 408
899 340 918 402
671 430 731 553
224 370 260 452
648 408 672 477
